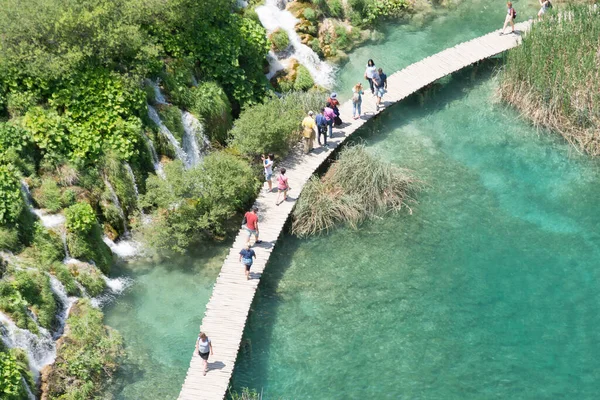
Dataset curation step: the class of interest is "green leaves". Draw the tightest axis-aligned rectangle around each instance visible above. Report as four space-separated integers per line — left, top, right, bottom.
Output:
0 163 24 226
65 202 96 233
0 352 26 400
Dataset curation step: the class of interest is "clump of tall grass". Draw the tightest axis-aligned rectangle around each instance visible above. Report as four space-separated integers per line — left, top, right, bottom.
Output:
292 144 419 237
499 4 600 155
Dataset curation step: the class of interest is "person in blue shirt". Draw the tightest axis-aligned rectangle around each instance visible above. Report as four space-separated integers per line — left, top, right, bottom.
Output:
373 68 387 111
239 243 256 280
315 108 329 148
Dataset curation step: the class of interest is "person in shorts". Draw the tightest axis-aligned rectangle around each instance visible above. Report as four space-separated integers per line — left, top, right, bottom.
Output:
195 332 213 376
239 243 256 280
243 206 261 245
373 68 387 111
262 153 274 193
276 168 290 206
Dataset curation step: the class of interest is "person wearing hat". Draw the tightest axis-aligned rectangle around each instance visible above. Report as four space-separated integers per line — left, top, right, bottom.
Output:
301 110 317 154
239 242 256 280
328 92 342 126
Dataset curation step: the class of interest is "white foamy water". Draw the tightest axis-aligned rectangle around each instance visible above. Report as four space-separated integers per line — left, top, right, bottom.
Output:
256 0 335 87
181 111 210 167
91 276 134 308
32 210 65 229
147 105 189 167
0 312 56 377
143 135 166 179
104 178 129 236
102 236 141 258
48 275 76 340
146 79 169 105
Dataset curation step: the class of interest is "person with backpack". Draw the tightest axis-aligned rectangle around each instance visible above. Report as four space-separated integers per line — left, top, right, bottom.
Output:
195 332 213 376
243 206 261 246
501 1 516 35
324 103 336 139
301 111 316 154
328 93 342 126
239 243 256 280
352 83 364 120
538 0 551 20
276 168 290 206
373 68 387 111
315 108 329 148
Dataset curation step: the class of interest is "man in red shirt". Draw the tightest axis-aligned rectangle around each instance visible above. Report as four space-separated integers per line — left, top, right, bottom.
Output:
244 206 261 245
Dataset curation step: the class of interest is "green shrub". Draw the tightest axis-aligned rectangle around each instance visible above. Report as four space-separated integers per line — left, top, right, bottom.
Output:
0 228 20 252
270 29 290 52
303 7 318 22
60 189 77 208
0 163 24 226
65 202 96 233
49 263 79 297
45 299 123 399
67 225 113 274
72 264 106 297
156 105 185 143
189 82 233 144
326 0 344 18
29 223 65 265
33 179 62 213
294 65 315 91
310 39 324 57
230 92 325 157
0 351 28 400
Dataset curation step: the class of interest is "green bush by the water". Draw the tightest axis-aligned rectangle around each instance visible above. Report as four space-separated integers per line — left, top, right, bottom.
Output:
230 92 325 157
45 299 123 399
0 350 31 400
500 5 600 155
292 144 419 237
270 29 290 51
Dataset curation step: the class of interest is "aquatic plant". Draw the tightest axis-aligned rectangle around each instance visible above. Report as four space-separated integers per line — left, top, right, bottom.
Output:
499 4 600 155
292 144 419 237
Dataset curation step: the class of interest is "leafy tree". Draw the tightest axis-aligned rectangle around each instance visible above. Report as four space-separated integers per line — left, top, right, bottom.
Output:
0 163 24 226
0 351 27 400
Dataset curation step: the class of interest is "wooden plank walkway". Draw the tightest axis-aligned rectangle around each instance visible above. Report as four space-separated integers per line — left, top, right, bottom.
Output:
178 22 531 400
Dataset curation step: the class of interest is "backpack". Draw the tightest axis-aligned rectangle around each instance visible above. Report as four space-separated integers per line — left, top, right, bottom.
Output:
547 1 552 9
352 92 360 104
512 8 517 19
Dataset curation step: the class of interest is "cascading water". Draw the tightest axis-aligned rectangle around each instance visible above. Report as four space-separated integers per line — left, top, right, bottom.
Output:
104 178 129 236
47 275 76 340
102 236 140 258
181 111 210 167
256 0 335 87
21 180 66 228
146 79 169 105
147 105 190 168
91 276 133 308
0 312 56 377
143 135 166 179
124 163 139 199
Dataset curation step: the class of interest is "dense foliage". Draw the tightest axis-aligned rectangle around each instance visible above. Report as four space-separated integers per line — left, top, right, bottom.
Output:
230 91 325 157
500 5 600 155
45 299 123 400
292 145 419 236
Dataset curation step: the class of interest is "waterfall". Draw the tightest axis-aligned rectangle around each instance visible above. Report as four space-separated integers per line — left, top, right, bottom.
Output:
146 79 169 105
102 236 140 258
22 377 35 400
0 312 56 377
104 178 129 236
256 0 335 88
143 135 166 179
21 180 66 228
124 163 139 199
266 51 287 79
147 105 189 167
181 111 210 167
91 275 133 308
47 275 76 340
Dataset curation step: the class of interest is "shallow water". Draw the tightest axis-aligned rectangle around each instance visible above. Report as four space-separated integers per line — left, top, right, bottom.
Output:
231 65 600 398
103 246 228 399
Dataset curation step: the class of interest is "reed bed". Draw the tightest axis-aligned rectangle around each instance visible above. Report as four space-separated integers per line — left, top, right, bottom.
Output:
291 144 419 237
499 4 600 155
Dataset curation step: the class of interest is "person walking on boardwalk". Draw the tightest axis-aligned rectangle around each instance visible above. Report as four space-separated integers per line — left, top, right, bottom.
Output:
195 332 213 376
243 206 262 245
324 103 336 139
316 108 329 148
500 2 516 35
364 59 377 95
352 82 364 119
276 167 290 206
373 68 387 111
302 111 317 154
239 243 256 280
262 153 274 193
537 0 551 20
328 93 342 126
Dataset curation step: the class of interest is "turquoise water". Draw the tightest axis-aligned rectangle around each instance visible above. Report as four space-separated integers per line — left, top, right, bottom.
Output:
103 246 228 399
232 65 600 398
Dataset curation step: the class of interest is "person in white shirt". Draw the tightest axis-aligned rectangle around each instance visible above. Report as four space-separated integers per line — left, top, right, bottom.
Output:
262 153 274 193
195 332 214 376
364 59 377 95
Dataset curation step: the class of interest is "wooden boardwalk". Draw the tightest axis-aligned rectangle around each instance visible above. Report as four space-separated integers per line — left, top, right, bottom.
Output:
178 22 530 400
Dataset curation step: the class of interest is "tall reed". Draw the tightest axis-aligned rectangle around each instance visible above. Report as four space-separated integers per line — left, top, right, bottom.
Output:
291 144 419 237
499 4 600 155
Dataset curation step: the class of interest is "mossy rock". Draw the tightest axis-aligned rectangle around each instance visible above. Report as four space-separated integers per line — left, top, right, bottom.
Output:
156 104 185 143
294 65 315 91
269 28 290 52
67 225 113 274
68 262 106 297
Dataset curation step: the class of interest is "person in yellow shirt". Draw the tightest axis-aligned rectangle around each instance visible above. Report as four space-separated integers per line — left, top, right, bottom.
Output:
301 111 316 154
